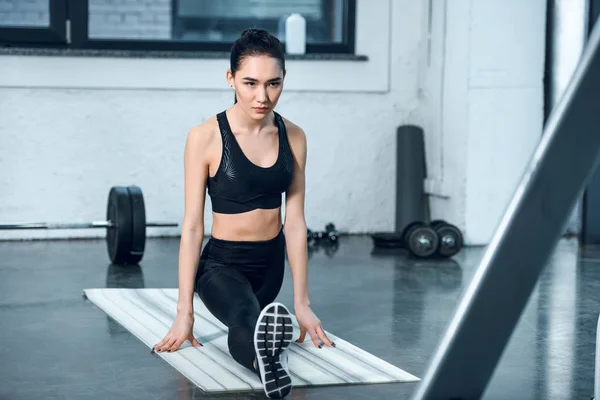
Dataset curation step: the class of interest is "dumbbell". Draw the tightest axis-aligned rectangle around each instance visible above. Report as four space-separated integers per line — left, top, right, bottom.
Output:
324 223 339 242
430 220 463 258
402 221 440 258
307 228 325 243
307 223 339 245
307 228 316 245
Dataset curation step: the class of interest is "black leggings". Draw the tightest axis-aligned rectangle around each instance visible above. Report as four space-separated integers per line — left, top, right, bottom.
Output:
194 228 286 372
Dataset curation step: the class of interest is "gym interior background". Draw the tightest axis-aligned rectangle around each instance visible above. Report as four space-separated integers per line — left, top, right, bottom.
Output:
2 0 600 399
0 0 551 245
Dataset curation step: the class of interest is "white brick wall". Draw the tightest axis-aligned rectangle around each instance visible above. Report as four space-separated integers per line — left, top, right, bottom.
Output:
0 0 49 27
89 0 172 40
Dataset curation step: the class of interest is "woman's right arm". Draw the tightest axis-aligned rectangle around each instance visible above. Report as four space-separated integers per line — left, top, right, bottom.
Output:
177 124 211 316
153 123 213 353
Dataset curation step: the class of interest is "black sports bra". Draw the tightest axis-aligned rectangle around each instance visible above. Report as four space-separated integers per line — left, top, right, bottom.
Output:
206 110 295 214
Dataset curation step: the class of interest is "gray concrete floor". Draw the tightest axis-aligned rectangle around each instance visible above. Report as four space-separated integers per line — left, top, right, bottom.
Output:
0 235 597 399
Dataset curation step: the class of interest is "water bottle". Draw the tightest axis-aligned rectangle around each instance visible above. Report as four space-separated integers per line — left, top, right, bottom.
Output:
285 13 306 55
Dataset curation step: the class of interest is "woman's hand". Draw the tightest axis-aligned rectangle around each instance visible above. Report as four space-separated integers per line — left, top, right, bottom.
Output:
152 312 202 353
294 305 335 348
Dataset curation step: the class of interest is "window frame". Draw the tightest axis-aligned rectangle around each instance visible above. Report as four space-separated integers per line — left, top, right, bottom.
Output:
1 0 357 55
0 0 68 46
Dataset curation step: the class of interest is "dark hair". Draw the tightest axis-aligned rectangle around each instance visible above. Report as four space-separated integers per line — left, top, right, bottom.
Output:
230 29 286 103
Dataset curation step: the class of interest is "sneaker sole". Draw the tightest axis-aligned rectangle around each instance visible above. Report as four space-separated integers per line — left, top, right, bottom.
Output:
253 302 294 398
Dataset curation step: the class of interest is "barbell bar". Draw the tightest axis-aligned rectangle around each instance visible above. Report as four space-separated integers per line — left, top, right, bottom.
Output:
0 221 176 229
0 185 178 265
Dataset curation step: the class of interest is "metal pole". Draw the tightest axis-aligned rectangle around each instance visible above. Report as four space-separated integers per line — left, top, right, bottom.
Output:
595 313 600 400
0 221 178 229
145 222 178 227
545 0 590 236
0 221 111 229
411 16 600 400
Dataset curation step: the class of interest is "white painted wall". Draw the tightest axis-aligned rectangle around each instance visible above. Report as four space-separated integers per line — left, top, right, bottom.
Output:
445 0 547 245
0 0 547 245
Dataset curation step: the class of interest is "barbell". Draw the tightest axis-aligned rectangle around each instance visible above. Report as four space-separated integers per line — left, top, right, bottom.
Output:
0 185 178 265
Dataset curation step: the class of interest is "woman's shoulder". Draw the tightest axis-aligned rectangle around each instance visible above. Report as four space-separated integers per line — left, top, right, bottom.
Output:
187 115 220 144
276 113 306 159
189 115 219 140
276 113 305 141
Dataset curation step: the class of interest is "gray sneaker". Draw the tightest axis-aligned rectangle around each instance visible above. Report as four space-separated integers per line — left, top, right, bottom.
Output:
253 302 293 398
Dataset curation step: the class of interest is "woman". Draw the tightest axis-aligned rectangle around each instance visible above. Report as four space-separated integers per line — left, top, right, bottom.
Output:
152 29 333 399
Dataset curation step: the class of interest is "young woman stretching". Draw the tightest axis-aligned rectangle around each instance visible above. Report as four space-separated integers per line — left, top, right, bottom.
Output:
152 29 334 398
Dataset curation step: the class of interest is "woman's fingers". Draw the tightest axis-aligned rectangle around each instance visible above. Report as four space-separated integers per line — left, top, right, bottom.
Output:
296 324 336 348
153 335 170 352
189 336 203 347
296 327 308 343
316 324 334 347
157 337 177 352
166 338 185 352
153 332 204 354
310 328 321 348
296 326 319 347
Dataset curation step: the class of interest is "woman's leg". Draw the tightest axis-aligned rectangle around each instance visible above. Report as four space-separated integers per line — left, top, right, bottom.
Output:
245 233 293 398
196 265 262 372
194 231 293 398
252 231 286 308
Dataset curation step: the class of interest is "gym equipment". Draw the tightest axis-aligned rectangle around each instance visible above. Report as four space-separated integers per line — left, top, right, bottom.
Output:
307 223 340 259
371 124 430 250
307 228 317 245
430 220 463 258
371 232 403 249
83 287 419 392
395 125 428 232
0 185 178 265
307 222 338 246
324 223 339 242
595 313 600 400
372 220 462 259
411 18 600 400
403 221 439 258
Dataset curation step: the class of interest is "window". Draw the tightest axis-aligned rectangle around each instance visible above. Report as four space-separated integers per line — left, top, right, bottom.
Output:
0 0 356 54
0 0 67 45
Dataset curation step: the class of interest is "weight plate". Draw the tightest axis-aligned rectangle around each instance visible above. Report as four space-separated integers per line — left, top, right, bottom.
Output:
372 232 404 249
106 186 133 265
436 224 463 257
430 219 447 230
126 186 146 264
403 221 426 246
408 226 439 258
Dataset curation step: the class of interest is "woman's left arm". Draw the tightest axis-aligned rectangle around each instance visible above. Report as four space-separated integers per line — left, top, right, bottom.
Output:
283 124 309 309
283 122 334 349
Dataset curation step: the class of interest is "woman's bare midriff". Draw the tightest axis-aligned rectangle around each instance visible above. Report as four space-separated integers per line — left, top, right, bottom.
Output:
210 207 283 241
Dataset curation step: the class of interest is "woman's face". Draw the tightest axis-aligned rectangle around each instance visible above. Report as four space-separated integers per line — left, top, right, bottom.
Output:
227 55 285 120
